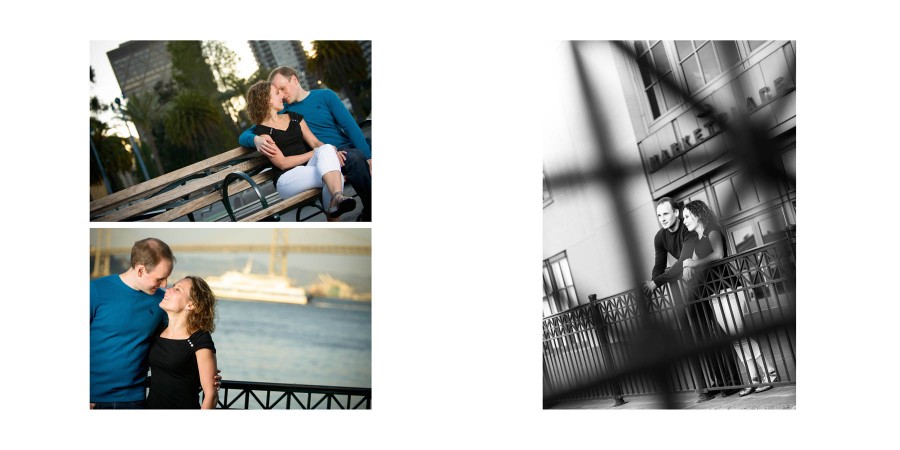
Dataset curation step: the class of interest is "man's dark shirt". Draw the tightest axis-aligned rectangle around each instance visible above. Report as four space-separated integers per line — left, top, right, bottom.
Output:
651 222 697 288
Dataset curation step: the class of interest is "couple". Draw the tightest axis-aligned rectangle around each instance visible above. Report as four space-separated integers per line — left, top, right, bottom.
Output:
90 238 220 409
644 198 779 402
240 66 372 222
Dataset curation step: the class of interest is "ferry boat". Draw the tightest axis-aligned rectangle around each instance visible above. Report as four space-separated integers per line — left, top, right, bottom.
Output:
206 259 308 305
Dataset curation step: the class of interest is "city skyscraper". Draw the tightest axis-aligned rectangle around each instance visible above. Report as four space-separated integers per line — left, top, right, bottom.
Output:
106 41 173 100
248 40 315 89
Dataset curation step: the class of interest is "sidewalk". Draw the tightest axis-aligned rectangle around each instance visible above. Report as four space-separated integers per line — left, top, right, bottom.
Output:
549 385 795 410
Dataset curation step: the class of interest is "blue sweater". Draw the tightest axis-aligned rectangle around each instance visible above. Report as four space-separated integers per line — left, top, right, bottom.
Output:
90 275 166 403
239 89 371 158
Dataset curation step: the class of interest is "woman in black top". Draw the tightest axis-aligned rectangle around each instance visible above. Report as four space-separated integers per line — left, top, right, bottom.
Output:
681 200 778 397
146 276 218 409
245 81 356 220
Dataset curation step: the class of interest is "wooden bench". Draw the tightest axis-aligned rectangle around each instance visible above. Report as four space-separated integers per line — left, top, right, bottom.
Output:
89 147 323 222
90 119 370 222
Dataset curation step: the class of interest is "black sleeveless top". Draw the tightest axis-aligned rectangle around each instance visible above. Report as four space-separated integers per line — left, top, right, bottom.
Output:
252 112 313 186
146 330 216 409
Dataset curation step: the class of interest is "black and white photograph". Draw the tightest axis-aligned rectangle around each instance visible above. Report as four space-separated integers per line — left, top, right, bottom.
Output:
542 41 796 409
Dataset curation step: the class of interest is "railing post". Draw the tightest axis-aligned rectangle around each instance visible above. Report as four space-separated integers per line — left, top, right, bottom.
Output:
588 294 626 406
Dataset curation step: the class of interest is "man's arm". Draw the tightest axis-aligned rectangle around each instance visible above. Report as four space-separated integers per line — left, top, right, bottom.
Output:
238 126 258 148
240 125 281 158
325 90 371 159
650 232 668 280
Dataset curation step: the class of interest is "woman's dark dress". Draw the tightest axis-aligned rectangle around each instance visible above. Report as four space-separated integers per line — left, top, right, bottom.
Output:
146 330 216 409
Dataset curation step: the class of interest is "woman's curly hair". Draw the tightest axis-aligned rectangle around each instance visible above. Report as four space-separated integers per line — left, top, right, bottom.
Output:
185 276 217 334
245 80 273 125
683 200 718 229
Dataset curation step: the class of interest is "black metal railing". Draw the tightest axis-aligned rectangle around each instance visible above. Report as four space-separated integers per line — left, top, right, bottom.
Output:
543 238 795 405
204 380 371 409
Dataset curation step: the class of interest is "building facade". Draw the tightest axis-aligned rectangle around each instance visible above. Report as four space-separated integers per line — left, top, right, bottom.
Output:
248 40 315 90
106 41 173 99
543 40 796 317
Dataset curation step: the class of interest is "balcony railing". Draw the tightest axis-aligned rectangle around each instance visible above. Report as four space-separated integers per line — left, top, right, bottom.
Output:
192 380 371 409
543 238 795 405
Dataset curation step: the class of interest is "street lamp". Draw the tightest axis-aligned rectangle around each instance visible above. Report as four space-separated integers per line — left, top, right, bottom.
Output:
112 96 150 182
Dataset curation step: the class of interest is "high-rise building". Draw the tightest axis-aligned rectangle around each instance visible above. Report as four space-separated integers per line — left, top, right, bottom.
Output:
248 41 314 89
106 41 173 100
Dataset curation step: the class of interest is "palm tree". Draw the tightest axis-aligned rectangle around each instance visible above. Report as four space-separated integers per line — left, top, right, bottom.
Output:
164 90 225 161
120 91 166 175
307 41 370 121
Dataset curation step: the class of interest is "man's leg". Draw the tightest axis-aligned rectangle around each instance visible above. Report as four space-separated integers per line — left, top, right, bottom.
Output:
339 147 372 222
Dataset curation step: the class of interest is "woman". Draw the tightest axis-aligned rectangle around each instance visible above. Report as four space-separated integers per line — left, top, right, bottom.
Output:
146 276 218 409
680 200 778 397
245 81 356 220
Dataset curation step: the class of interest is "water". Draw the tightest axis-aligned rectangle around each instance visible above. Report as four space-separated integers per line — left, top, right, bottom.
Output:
211 297 371 388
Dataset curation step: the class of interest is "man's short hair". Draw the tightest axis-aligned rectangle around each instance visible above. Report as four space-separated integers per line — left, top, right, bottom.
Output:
269 66 299 83
656 197 682 213
130 238 175 271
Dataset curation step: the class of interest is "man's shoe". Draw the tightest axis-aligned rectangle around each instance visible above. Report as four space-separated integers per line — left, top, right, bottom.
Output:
697 392 715 403
738 387 756 397
754 384 774 394
720 388 741 397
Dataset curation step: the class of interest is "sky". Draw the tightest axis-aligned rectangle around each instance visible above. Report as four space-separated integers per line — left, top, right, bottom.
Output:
89 228 371 285
89 40 259 137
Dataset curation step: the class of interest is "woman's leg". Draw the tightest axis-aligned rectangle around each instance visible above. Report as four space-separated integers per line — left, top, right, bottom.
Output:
312 144 355 218
712 291 763 384
275 165 322 199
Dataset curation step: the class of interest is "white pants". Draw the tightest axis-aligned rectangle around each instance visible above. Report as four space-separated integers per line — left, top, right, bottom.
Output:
712 289 777 383
276 144 342 208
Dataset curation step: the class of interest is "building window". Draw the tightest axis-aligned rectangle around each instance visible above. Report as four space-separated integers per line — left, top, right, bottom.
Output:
747 40 767 52
543 170 553 207
543 252 578 317
674 41 741 95
634 41 680 120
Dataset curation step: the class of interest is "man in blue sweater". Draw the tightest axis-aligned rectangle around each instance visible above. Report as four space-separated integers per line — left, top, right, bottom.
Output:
90 238 222 409
239 66 372 222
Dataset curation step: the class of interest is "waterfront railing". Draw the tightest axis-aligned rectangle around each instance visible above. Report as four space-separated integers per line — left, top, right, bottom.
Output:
543 237 795 405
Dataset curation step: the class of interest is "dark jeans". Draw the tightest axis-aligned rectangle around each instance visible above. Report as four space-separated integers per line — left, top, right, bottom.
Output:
92 400 146 409
338 146 372 222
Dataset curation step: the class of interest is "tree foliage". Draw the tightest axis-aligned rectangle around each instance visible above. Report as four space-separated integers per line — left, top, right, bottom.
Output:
119 91 166 175
307 41 371 120
164 90 226 161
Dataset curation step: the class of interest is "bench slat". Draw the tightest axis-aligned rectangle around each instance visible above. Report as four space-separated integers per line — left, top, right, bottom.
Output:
141 171 275 222
238 188 322 222
96 157 269 222
90 147 258 216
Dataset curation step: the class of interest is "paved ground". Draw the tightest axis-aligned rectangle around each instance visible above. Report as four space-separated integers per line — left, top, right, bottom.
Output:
549 385 795 410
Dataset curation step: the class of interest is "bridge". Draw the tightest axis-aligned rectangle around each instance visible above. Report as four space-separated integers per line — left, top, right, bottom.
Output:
90 229 370 278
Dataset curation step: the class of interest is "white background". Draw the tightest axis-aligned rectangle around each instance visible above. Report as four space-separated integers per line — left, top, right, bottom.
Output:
1 0 897 448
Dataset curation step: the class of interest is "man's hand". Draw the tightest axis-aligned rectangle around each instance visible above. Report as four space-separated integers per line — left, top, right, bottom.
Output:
368 158 372 175
337 150 348 167
682 266 694 281
642 280 657 294
254 135 280 158
90 402 95 409
214 369 222 391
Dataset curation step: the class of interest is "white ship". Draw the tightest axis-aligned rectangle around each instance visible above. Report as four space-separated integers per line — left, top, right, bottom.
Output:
206 259 308 305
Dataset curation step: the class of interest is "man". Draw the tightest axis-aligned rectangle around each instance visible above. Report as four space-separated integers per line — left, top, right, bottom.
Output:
642 198 741 402
90 238 218 409
239 66 372 222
